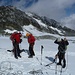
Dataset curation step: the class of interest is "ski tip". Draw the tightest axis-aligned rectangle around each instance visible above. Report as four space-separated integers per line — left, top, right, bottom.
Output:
45 64 49 66
7 50 12 52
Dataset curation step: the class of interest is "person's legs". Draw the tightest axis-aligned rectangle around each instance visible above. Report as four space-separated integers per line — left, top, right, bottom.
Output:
13 42 18 59
28 44 33 57
62 54 66 68
17 44 21 58
28 43 35 58
58 53 66 68
31 44 35 56
57 52 62 65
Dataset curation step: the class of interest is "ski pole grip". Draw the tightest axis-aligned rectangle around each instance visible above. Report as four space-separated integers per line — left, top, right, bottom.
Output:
41 45 44 49
41 45 43 54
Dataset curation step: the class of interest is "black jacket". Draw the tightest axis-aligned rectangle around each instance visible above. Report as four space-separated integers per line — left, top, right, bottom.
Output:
54 39 69 53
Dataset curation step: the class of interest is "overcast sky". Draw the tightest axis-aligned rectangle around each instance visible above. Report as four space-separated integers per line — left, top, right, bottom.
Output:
0 0 75 30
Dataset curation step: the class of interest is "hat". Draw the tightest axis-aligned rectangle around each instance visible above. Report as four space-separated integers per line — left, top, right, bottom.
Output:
26 33 30 37
57 37 61 42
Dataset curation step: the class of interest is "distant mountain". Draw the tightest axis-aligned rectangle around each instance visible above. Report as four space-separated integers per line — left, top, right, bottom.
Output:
0 6 75 37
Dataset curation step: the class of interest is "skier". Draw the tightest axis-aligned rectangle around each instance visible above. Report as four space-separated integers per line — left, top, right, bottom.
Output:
54 38 69 68
26 33 35 58
10 32 22 59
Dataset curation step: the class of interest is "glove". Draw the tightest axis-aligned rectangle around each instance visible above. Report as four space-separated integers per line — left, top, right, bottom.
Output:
13 39 16 43
20 39 22 43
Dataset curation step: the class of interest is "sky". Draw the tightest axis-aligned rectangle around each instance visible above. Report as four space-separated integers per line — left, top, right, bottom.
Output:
0 0 75 30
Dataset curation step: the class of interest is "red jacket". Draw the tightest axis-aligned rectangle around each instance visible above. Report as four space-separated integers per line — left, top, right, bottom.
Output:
10 32 22 44
28 34 35 44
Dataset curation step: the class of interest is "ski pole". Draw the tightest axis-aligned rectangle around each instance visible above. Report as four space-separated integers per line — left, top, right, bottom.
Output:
55 56 57 75
41 45 44 65
40 45 44 75
60 60 63 75
60 68 62 75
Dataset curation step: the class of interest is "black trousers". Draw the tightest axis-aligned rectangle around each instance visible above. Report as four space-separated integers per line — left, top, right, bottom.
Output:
13 42 21 58
58 52 66 65
29 43 35 56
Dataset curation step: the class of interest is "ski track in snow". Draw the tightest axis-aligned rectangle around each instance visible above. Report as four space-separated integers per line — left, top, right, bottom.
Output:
0 36 75 75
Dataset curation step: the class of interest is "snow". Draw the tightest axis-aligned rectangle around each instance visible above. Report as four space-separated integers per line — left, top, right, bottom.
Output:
4 29 17 34
25 12 33 17
0 36 75 75
3 15 64 37
4 24 61 38
23 24 43 36
50 26 63 35
22 24 62 38
33 18 47 27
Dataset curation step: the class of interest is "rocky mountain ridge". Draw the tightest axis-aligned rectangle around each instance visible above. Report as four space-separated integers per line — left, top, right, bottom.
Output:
0 6 75 36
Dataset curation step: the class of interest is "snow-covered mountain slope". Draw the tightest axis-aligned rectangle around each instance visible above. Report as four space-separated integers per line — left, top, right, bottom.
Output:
0 36 75 75
0 6 75 37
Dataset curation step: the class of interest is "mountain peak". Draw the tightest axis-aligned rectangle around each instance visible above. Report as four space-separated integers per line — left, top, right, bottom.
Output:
0 6 75 37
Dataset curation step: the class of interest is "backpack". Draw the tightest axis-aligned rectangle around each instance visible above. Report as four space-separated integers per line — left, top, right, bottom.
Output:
58 45 67 53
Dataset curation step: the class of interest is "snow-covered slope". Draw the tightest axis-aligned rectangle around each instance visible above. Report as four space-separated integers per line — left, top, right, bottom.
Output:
1 6 75 36
0 36 75 75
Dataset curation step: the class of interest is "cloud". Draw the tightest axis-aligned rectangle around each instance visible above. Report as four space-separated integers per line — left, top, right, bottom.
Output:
12 0 26 10
24 0 66 21
24 0 75 30
61 14 75 30
0 0 75 21
24 0 75 21
0 0 75 29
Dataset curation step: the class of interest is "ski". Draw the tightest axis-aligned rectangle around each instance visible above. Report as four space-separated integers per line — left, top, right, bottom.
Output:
45 60 55 66
29 69 43 75
45 56 63 75
7 49 29 54
7 50 12 52
36 57 42 65
45 57 56 66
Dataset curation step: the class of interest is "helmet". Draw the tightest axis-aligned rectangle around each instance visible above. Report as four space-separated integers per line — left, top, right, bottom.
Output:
26 33 30 37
